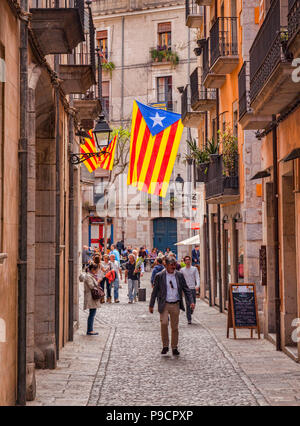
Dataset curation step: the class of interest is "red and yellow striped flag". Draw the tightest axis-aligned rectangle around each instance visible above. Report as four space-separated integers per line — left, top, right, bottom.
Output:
80 129 98 173
97 135 117 171
127 100 183 198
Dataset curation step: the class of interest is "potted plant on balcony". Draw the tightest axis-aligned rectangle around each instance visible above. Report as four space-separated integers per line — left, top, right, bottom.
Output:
206 137 220 162
186 138 210 182
218 127 238 176
102 61 115 77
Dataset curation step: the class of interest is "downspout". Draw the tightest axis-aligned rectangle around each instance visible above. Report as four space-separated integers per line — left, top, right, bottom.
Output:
55 83 60 360
121 16 125 126
68 114 74 342
17 0 28 406
272 115 281 351
216 88 223 313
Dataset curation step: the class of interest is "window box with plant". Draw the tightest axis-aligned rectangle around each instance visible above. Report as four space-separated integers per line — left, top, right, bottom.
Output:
102 61 115 77
150 46 179 67
186 138 210 183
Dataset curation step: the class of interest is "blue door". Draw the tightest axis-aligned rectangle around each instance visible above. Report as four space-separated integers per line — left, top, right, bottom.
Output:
153 218 177 255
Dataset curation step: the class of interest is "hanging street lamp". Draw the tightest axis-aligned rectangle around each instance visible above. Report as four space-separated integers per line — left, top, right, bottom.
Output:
70 114 112 165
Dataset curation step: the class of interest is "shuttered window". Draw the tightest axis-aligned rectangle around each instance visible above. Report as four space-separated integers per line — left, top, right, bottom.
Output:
97 30 108 60
158 22 171 48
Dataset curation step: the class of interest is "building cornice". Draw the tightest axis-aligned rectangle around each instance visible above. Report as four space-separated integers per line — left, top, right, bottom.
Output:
93 4 184 21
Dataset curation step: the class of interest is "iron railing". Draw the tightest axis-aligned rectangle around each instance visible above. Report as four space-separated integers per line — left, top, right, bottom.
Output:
288 0 300 42
30 0 84 19
210 17 238 67
202 38 210 84
181 85 189 120
249 0 283 102
190 67 216 106
238 61 251 120
186 0 203 21
205 154 239 200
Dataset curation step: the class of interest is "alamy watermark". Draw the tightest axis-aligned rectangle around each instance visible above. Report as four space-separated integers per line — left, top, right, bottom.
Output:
292 58 300 83
0 58 5 83
0 318 6 343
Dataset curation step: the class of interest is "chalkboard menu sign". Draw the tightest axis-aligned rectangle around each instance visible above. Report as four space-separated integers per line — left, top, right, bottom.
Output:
227 284 260 339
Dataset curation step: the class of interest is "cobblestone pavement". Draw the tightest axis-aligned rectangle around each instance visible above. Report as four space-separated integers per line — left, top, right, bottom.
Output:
28 272 300 406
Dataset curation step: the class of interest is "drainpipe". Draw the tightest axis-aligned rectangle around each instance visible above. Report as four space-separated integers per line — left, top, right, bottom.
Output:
17 0 28 406
55 85 60 360
121 16 125 126
205 112 212 306
272 114 281 351
216 88 223 313
68 114 74 342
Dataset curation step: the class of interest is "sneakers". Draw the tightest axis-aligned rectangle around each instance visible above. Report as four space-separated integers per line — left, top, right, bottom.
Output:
188 320 192 324
128 300 133 304
114 299 120 303
172 348 180 356
161 347 169 355
87 331 99 336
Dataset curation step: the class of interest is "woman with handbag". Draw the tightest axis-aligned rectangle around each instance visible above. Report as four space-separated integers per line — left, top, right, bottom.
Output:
100 254 113 303
84 263 104 335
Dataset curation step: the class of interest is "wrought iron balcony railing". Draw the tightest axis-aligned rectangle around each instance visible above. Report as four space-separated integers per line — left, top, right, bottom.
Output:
249 0 283 103
181 85 189 121
205 154 239 202
288 0 300 43
30 0 84 19
238 61 250 120
202 38 210 84
190 67 216 108
210 17 238 68
185 0 204 27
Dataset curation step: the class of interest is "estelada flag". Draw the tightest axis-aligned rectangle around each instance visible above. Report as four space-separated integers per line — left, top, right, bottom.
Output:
127 100 183 198
80 129 98 173
97 135 117 171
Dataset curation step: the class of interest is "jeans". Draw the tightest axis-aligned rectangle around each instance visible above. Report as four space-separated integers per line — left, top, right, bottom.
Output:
87 308 96 333
100 277 111 299
186 289 197 322
128 279 138 302
113 277 119 300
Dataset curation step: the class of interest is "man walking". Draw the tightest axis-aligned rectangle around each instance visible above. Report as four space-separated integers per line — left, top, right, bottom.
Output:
149 256 194 356
181 255 200 324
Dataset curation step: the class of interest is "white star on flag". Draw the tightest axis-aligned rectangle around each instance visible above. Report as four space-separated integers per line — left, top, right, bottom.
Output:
150 112 166 128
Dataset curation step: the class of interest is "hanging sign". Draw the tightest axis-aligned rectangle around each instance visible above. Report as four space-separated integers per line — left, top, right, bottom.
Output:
227 283 260 339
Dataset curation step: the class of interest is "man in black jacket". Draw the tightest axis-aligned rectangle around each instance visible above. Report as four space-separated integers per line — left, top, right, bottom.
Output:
149 256 194 356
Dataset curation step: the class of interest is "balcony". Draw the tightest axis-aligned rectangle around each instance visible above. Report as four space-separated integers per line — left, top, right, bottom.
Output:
185 0 204 29
238 62 271 130
210 17 239 74
73 84 102 122
196 0 213 5
205 154 239 204
29 0 85 56
59 6 96 94
181 85 205 128
202 38 226 88
288 0 300 58
249 0 300 116
150 46 179 67
190 67 216 112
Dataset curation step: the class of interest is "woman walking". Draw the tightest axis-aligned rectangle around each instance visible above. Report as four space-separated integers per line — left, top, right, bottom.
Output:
84 263 102 335
100 254 113 303
109 253 122 303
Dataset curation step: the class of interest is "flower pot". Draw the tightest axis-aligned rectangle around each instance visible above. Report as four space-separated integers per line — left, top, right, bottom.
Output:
196 162 209 183
210 154 220 163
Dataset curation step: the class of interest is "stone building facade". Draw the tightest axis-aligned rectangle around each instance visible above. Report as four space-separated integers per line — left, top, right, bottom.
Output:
90 0 199 258
0 0 98 405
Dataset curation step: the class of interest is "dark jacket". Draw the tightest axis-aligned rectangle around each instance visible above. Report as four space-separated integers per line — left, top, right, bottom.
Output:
149 270 193 314
151 264 165 284
192 248 200 265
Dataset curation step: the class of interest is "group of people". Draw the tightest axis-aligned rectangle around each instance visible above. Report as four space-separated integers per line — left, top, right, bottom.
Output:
81 242 201 357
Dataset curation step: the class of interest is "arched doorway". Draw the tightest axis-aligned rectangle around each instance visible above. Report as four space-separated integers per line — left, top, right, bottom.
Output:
153 218 177 255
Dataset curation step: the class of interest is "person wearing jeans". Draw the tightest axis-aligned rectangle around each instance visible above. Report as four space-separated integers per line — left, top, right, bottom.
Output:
181 255 200 324
125 254 140 303
83 263 102 335
109 253 122 303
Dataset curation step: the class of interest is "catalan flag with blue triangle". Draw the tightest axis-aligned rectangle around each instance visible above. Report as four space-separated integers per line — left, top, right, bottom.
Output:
127 100 183 198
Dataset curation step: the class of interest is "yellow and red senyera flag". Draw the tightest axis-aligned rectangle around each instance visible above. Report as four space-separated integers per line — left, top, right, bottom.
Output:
97 134 117 171
127 100 183 198
80 129 98 173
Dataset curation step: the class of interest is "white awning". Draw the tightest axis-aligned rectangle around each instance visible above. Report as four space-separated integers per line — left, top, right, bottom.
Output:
175 235 200 246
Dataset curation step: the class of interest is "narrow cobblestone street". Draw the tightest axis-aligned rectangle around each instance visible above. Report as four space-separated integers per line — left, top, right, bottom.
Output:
27 272 300 407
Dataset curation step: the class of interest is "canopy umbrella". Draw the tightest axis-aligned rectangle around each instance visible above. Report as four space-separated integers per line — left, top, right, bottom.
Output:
175 235 200 246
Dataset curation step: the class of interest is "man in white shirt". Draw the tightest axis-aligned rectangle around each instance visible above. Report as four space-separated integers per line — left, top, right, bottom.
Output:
181 255 200 324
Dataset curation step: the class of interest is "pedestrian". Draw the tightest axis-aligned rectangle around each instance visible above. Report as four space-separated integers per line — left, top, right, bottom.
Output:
82 245 92 271
181 255 200 324
169 252 181 270
83 263 102 335
100 254 113 303
109 253 122 303
125 253 140 304
192 244 200 268
116 240 124 254
165 247 171 256
109 244 120 263
151 257 164 287
149 256 194 356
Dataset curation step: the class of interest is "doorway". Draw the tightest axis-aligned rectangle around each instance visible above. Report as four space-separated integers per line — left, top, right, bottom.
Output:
153 218 177 255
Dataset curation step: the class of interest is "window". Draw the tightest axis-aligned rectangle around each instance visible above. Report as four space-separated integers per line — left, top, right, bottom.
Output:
102 81 109 119
156 76 172 111
97 30 108 61
158 22 171 49
0 44 4 250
